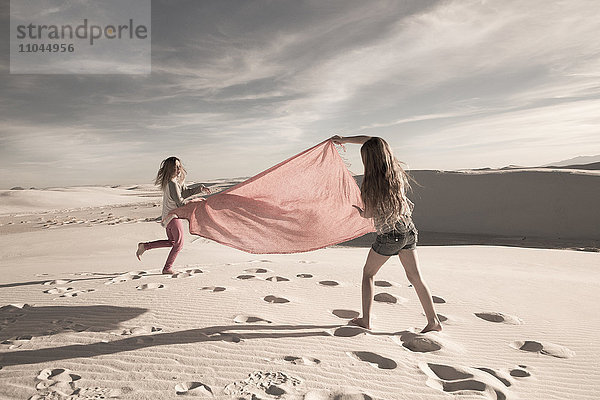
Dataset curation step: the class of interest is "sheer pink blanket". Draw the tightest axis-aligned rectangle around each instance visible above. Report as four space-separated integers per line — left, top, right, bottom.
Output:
172 139 375 254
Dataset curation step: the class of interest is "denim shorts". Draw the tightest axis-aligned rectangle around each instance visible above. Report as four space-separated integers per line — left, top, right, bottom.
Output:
371 220 418 256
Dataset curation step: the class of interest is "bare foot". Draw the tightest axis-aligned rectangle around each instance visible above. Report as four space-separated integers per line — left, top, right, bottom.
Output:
421 320 442 333
350 317 371 330
136 243 146 261
162 267 175 275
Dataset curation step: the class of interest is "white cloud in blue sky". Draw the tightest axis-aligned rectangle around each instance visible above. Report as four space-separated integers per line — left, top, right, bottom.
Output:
1 0 600 187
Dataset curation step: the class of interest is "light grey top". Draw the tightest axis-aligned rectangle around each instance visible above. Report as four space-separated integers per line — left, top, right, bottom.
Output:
161 179 205 226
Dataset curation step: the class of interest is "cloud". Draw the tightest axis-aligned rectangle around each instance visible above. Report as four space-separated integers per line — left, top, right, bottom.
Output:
2 0 600 187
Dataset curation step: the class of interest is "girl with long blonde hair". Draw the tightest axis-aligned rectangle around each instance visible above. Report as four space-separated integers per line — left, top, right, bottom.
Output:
332 135 441 333
135 157 210 274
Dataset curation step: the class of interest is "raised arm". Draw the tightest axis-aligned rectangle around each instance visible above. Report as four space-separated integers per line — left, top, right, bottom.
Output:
331 135 372 145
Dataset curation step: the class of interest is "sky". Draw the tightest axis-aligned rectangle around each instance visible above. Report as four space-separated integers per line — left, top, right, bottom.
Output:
1 0 600 188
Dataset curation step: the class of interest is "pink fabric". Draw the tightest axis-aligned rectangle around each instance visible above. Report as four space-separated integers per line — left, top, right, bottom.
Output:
143 218 184 268
172 140 375 254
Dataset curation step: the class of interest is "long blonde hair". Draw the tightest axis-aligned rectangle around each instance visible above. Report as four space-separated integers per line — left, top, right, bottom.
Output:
155 156 186 190
360 137 413 226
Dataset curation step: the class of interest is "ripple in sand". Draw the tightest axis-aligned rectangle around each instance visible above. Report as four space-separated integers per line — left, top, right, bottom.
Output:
200 286 226 292
264 295 290 304
136 283 164 290
510 340 575 358
348 351 397 370
303 390 373 400
332 309 360 319
175 381 213 396
475 312 522 325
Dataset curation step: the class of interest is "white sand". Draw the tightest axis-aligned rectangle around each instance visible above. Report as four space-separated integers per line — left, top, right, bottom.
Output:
0 175 598 400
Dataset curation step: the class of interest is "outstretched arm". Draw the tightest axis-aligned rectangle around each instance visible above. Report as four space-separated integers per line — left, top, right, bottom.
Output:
331 135 371 145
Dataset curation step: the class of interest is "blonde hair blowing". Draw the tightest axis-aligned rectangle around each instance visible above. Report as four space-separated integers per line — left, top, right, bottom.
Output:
360 137 413 227
155 156 186 190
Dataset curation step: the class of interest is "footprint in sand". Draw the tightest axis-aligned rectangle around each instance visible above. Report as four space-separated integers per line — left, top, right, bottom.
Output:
172 272 193 279
476 367 513 387
510 340 575 358
34 368 130 399
233 315 272 324
432 295 446 304
106 272 144 284
59 288 96 297
374 280 393 287
264 295 290 304
136 283 164 290
319 280 339 287
236 274 256 280
2 336 33 349
244 267 269 274
297 273 313 278
393 331 443 353
374 292 407 304
200 286 226 292
333 327 366 337
175 381 213 396
419 362 512 400
224 371 302 398
348 351 397 370
186 268 203 274
332 309 360 319
266 276 290 282
475 312 522 325
34 368 81 398
283 356 321 366
44 287 73 295
120 326 162 335
303 390 373 400
509 367 531 378
43 279 71 286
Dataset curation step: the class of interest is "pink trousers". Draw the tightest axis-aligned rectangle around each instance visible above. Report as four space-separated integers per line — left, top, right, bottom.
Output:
143 218 184 269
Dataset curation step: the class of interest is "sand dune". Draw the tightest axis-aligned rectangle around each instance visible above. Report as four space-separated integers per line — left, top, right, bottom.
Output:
0 176 598 399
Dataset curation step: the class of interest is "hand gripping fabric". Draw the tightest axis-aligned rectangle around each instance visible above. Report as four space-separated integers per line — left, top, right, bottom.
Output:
171 139 375 254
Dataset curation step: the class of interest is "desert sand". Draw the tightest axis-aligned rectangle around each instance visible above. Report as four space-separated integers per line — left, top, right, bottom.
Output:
0 170 598 400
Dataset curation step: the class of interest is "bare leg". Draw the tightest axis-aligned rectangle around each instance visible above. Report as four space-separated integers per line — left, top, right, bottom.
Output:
398 249 442 333
351 249 390 329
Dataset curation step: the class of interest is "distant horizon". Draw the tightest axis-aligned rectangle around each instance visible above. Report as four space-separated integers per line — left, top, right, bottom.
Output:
2 1 600 188
4 153 599 190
